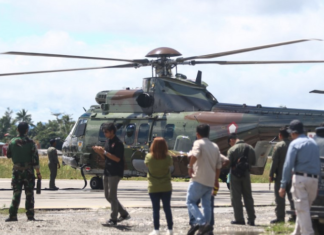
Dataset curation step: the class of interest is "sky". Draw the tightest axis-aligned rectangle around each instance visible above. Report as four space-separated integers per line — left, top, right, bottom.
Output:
0 0 324 123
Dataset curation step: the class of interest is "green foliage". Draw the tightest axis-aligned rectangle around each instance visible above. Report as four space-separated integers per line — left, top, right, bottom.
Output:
265 221 295 234
0 109 75 150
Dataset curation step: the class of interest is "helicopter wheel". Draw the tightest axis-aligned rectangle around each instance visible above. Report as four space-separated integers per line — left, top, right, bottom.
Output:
90 176 103 190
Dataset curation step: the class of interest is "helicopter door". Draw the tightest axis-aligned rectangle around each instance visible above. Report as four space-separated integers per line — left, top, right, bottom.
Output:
250 140 273 175
137 123 150 146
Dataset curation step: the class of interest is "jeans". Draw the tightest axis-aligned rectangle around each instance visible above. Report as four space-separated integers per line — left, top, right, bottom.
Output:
189 196 214 227
149 191 173 230
186 181 213 225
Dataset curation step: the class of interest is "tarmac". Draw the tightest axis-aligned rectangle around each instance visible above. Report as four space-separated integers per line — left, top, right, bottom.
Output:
0 179 276 209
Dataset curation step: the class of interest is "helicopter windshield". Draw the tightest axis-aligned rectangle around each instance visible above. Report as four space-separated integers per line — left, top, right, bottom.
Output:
74 119 88 137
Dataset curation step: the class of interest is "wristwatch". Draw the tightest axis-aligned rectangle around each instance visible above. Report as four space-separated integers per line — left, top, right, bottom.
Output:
187 164 192 169
104 150 107 155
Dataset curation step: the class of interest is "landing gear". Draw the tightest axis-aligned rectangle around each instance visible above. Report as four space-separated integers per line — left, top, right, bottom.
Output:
90 176 103 190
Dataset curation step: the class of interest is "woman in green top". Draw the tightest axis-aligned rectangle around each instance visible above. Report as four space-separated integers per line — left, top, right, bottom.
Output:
145 137 173 235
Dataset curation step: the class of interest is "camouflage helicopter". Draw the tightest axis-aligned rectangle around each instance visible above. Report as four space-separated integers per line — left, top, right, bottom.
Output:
1 38 324 189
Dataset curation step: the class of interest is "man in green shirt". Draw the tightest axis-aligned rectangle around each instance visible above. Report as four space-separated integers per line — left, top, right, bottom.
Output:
47 139 60 190
5 122 42 222
269 126 295 223
227 133 256 226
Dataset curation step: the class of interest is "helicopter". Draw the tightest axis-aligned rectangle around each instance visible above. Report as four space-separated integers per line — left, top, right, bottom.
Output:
1 38 324 189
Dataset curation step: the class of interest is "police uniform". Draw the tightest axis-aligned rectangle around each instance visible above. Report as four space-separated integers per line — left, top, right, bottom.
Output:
47 145 59 189
6 136 40 220
227 140 256 225
269 139 295 222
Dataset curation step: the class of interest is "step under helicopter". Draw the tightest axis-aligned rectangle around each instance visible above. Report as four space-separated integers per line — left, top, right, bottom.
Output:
1 38 324 189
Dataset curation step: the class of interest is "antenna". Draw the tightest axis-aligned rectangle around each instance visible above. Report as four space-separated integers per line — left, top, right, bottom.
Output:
195 70 202 85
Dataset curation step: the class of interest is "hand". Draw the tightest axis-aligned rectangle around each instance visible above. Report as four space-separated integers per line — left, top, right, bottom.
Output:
37 173 42 180
188 168 194 178
92 146 104 154
279 188 286 198
58 164 61 169
214 180 219 190
269 177 273 183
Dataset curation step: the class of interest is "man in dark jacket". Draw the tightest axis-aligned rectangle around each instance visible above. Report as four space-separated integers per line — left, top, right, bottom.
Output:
92 123 130 226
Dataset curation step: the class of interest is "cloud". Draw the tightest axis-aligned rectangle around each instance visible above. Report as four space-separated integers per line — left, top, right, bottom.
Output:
0 1 324 123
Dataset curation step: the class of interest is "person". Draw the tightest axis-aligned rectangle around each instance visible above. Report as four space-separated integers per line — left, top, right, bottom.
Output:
92 123 130 226
47 139 60 190
186 124 222 235
188 154 229 235
145 137 173 235
269 126 295 223
279 120 321 235
227 133 256 226
5 122 42 222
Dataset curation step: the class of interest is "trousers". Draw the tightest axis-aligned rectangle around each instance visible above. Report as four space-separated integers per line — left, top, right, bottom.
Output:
103 175 128 221
48 164 57 188
149 191 173 230
9 168 35 219
274 178 295 220
230 173 256 223
291 175 318 235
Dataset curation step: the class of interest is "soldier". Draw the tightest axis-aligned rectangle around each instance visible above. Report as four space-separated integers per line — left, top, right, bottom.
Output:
269 126 295 223
227 133 256 226
5 122 41 222
47 139 60 190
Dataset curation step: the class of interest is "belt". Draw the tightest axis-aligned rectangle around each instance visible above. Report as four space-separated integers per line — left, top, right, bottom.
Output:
294 172 318 178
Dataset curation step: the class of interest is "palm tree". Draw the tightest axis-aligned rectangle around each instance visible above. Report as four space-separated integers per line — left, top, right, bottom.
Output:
16 109 34 126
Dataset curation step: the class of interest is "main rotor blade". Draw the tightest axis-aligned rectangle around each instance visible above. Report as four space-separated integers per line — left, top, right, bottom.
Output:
190 60 324 65
0 63 141 76
1 51 149 63
178 39 322 62
310 90 324 94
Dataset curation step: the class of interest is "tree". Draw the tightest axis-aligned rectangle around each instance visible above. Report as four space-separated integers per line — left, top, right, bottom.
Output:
16 109 34 126
0 108 16 142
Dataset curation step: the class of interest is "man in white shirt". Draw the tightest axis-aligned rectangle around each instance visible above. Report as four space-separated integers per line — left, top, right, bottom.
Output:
186 124 222 235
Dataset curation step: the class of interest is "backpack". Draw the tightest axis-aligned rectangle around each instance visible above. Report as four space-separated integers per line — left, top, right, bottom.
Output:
231 145 249 178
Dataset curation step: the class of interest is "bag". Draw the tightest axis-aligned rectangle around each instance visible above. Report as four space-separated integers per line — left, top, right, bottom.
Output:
231 145 249 178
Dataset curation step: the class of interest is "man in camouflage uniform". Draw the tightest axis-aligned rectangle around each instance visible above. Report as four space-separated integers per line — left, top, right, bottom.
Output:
269 126 295 223
5 122 41 222
227 133 256 226
47 139 60 189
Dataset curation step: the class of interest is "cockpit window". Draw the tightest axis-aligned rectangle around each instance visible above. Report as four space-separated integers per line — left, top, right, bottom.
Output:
74 119 88 137
138 123 150 145
164 124 175 140
125 124 136 145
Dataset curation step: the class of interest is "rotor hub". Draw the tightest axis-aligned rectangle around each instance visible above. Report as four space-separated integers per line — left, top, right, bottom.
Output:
146 47 182 58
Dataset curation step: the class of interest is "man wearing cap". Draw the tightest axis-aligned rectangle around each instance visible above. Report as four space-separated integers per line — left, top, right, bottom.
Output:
269 126 295 224
227 133 256 226
5 122 41 222
47 139 60 190
92 123 130 226
279 120 321 235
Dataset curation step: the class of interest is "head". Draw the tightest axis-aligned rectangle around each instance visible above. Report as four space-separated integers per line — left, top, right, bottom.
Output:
17 122 29 136
196 124 210 139
287 119 304 140
278 126 289 141
228 133 237 147
150 137 168 159
50 139 56 147
101 123 116 139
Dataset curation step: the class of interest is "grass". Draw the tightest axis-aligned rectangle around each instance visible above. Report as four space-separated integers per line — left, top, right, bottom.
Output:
265 221 295 234
0 157 273 183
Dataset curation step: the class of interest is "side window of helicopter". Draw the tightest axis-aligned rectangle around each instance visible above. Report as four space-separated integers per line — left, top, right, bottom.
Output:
115 123 124 139
163 124 175 149
74 119 88 137
137 123 150 145
125 124 136 145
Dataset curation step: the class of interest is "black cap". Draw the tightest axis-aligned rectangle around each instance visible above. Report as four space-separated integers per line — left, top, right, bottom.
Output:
49 139 56 145
228 133 237 143
287 120 304 134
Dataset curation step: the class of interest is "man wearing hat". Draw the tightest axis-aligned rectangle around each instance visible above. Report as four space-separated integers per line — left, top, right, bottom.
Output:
227 133 256 226
47 139 60 190
269 126 295 224
279 120 321 235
